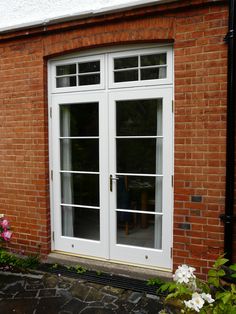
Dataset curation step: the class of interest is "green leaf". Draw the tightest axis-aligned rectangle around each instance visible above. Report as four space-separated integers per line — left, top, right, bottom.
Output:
208 276 220 287
208 269 217 277
222 292 232 304
217 269 226 277
231 274 236 278
214 258 229 268
216 291 232 304
158 282 173 293
230 264 236 271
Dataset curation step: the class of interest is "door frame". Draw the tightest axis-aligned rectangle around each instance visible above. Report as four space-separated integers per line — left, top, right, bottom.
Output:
48 45 174 271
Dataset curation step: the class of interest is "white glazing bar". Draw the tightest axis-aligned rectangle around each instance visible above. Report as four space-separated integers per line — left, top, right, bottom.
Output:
78 72 100 76
115 209 163 215
60 136 99 139
114 68 138 72
60 170 99 174
115 136 163 139
116 172 163 177
140 65 167 69
61 203 100 210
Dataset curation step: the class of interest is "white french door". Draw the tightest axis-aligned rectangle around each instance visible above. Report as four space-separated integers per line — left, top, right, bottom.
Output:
51 87 173 269
51 92 109 258
109 88 173 269
49 46 173 270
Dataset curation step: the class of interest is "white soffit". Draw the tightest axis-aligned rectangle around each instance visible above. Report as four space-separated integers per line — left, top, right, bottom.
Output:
0 0 178 33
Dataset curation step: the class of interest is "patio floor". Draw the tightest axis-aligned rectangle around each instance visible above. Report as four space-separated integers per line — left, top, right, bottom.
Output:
0 270 164 313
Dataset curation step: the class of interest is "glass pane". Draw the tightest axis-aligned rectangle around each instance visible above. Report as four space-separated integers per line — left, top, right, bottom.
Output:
56 64 76 76
79 74 100 85
141 67 166 80
114 56 138 69
117 138 162 174
78 61 100 73
61 173 99 207
62 206 99 240
141 53 166 66
60 139 99 172
117 99 162 136
117 175 162 212
56 76 76 88
60 103 98 137
117 212 162 249
114 70 138 83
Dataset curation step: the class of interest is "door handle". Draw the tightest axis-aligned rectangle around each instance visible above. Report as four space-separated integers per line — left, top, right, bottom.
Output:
109 175 119 192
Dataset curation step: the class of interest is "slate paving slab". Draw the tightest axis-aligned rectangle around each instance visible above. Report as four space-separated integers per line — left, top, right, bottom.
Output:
0 271 164 313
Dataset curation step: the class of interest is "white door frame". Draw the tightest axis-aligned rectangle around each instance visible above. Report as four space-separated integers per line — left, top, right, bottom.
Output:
48 45 174 270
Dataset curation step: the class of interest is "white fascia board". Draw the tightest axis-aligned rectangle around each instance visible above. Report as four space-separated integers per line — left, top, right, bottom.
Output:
0 0 178 34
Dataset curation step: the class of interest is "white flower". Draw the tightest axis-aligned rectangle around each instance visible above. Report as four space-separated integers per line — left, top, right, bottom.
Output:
184 299 194 309
201 292 215 304
184 292 205 313
173 264 196 284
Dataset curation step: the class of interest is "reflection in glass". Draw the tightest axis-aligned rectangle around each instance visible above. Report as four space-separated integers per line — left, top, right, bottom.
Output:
56 76 76 88
79 74 100 86
141 53 166 66
114 70 138 83
116 99 162 136
60 103 98 137
117 212 162 249
116 175 162 213
60 139 99 172
141 67 166 80
117 138 162 174
78 61 100 73
114 56 138 69
62 206 100 240
56 64 76 76
61 173 99 207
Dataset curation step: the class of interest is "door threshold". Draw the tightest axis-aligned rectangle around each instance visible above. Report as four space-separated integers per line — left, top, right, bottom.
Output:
46 251 172 281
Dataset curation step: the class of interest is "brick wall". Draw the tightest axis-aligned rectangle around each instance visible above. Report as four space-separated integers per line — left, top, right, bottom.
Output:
0 0 229 277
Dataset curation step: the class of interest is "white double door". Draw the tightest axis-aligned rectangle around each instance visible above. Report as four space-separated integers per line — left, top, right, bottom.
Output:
51 87 173 270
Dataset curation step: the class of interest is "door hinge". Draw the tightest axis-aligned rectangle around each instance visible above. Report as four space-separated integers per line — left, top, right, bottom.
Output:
51 170 53 181
171 175 174 187
172 100 174 113
50 107 52 118
52 231 55 241
170 247 173 259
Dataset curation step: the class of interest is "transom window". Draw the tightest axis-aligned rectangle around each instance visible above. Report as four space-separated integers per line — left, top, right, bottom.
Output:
51 46 172 93
56 60 101 88
113 53 167 83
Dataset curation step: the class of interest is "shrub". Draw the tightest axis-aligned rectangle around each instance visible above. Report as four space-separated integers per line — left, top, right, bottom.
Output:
159 256 236 313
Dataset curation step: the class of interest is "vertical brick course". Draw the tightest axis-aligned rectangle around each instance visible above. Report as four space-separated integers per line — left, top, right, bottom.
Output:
0 0 229 277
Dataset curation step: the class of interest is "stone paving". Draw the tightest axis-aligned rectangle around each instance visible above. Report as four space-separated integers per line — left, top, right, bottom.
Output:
0 271 164 313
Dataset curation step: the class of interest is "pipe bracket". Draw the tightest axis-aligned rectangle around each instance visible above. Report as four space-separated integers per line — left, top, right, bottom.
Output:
219 213 236 224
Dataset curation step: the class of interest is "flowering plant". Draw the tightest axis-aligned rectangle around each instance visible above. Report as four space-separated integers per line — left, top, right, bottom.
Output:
158 256 236 313
0 216 12 242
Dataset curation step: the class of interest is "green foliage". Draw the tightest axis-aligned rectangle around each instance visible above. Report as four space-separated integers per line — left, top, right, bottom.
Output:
157 255 236 314
0 249 39 270
75 264 87 274
147 277 164 286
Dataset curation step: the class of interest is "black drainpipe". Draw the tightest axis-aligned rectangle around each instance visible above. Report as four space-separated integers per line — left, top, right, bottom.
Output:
220 0 236 263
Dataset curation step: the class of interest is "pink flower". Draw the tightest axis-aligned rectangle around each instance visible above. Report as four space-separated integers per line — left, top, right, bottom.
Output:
1 219 9 229
2 230 12 241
